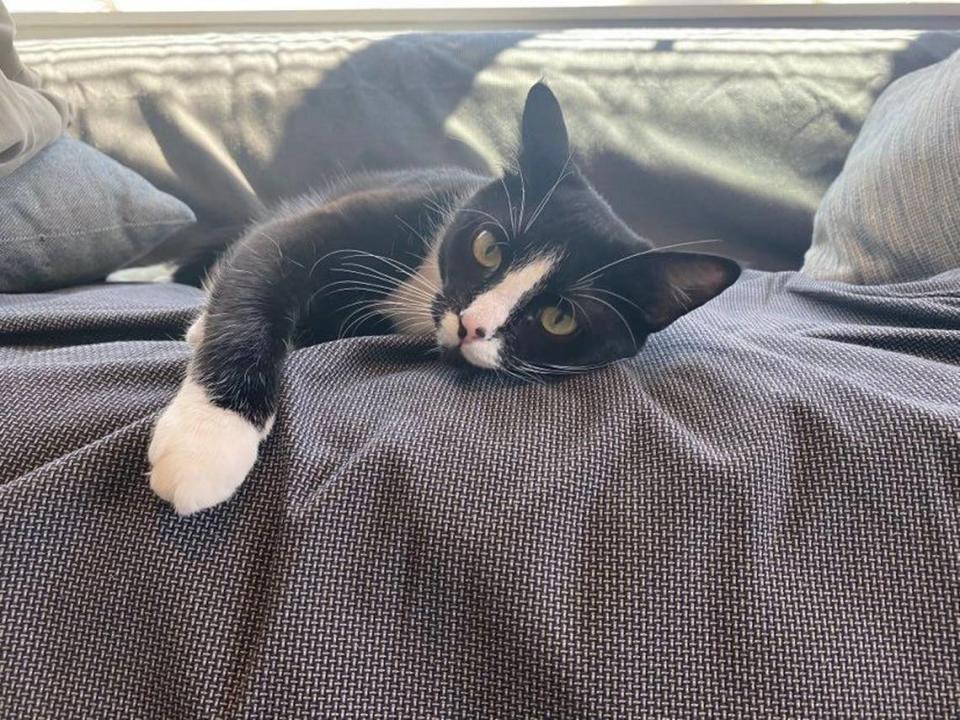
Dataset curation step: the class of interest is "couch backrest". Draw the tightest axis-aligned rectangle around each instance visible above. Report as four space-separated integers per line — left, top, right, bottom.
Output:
20 28 960 270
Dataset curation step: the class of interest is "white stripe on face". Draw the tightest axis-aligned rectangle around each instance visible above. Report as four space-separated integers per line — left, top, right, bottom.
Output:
459 255 557 339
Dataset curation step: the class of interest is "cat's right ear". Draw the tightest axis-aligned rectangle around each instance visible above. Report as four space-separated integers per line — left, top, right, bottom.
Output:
632 252 741 332
519 82 570 177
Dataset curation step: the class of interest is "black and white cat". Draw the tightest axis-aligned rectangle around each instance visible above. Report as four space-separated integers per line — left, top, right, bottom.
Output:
149 82 740 515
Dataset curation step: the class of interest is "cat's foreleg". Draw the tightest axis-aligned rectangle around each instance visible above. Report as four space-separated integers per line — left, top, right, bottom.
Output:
148 214 326 515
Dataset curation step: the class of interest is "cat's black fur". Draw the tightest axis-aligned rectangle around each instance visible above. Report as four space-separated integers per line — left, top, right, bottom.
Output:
191 83 740 429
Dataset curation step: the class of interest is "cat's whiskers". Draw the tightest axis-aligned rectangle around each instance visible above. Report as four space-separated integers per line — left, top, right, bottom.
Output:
517 165 528 234
336 249 439 291
523 153 573 234
338 297 433 317
669 282 693 309
519 359 610 376
573 290 638 352
517 366 547 386
572 239 723 287
308 247 383 278
377 263 439 297
311 280 416 315
249 227 305 270
500 355 547 386
338 298 434 338
560 294 591 328
423 198 457 227
337 294 435 337
499 176 517 236
574 286 645 314
315 279 401 297
331 258 440 310
394 215 436 254
458 208 511 241
339 306 388 338
310 248 439 300
308 281 383 309
336 264 437 303
337 301 376 337
500 364 538 386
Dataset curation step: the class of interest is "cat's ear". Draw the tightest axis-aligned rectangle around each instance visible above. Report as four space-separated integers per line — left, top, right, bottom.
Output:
519 82 570 175
632 252 741 331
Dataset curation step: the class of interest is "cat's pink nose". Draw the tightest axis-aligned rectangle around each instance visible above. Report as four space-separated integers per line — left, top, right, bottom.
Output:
458 312 487 344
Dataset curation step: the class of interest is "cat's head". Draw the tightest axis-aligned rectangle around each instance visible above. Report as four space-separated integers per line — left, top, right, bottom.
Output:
432 82 740 377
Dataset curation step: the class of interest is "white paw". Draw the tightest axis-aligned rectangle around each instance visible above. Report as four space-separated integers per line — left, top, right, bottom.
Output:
148 377 266 516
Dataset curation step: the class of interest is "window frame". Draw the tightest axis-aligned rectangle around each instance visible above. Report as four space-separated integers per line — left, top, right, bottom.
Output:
11 4 960 38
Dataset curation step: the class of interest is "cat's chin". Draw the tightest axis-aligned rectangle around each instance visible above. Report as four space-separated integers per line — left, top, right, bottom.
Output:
459 339 502 369
437 341 502 371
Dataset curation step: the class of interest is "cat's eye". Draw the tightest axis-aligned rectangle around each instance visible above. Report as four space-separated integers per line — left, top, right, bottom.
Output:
540 304 577 336
472 229 502 270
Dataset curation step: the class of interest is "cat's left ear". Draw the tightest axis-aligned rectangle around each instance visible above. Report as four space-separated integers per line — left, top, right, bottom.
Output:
519 82 570 175
632 252 741 331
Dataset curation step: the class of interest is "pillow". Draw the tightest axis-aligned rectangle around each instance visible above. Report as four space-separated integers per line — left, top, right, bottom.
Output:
0 136 195 292
802 50 960 285
0 2 71 179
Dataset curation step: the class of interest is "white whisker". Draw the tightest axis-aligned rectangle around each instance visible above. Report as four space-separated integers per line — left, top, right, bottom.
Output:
576 286 645 314
517 166 527 233
394 214 440 255
523 154 573 234
574 290 638 352
458 208 511 241
499 176 517 236
573 239 723 287
336 265 436 302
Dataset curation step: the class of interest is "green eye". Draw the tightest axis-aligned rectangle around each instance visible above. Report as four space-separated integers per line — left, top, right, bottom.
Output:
540 304 577 336
472 229 502 270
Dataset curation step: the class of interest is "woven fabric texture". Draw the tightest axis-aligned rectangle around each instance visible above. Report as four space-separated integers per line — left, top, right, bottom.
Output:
1 271 958 718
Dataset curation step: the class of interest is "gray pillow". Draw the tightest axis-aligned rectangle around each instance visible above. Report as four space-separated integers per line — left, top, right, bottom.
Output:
0 136 195 292
802 50 960 285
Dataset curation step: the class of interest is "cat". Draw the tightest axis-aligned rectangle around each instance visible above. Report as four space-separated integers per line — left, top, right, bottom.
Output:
148 82 741 516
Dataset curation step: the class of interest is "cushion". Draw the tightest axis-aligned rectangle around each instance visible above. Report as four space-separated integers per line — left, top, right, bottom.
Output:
802 50 960 284
0 136 195 292
0 2 71 179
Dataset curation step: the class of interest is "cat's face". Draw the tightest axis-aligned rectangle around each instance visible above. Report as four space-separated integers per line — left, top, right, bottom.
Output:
432 83 740 377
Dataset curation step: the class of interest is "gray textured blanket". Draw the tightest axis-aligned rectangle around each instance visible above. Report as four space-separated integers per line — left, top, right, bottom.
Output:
1 270 958 718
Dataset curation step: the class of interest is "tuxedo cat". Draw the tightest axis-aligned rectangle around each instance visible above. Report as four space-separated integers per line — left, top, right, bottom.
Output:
149 82 740 515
